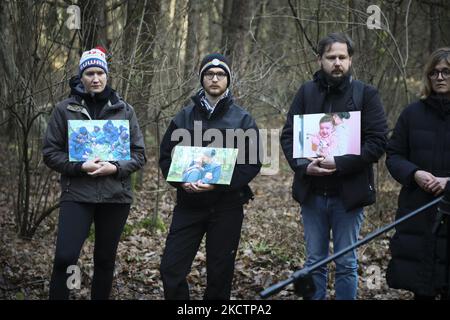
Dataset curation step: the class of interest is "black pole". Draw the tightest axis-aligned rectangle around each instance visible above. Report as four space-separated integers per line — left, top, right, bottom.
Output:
259 196 443 299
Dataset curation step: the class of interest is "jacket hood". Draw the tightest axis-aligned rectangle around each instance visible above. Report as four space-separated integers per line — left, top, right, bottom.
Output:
69 75 85 97
68 75 119 105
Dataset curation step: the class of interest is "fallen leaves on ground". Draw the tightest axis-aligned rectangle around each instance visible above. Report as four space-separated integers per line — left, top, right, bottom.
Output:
0 159 413 300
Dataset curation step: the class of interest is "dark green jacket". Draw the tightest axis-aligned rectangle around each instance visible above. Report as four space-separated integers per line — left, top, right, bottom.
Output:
159 90 261 209
42 78 146 203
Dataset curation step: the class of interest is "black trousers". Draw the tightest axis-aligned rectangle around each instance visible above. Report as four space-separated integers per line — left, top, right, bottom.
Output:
49 201 130 300
160 204 244 300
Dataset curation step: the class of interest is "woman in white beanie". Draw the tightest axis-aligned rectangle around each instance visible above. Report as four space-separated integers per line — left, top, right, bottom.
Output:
43 47 146 300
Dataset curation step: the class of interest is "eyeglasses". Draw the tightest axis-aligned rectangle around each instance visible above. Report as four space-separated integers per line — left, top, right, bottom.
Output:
204 71 227 81
428 68 450 80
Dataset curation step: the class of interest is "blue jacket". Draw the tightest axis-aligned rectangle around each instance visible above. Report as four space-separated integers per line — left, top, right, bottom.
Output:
201 162 221 184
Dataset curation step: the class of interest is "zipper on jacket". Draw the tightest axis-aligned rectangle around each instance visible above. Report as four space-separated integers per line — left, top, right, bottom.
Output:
324 85 333 113
97 101 125 119
65 177 71 192
97 100 112 119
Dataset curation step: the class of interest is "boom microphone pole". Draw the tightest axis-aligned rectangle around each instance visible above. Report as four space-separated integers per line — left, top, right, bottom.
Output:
260 196 444 299
433 183 450 234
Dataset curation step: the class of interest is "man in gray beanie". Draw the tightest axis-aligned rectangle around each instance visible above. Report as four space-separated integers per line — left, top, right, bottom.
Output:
159 53 261 300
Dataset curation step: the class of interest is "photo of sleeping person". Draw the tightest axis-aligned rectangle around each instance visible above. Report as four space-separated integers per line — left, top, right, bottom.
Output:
199 149 221 184
182 156 205 182
181 149 221 184
167 146 238 185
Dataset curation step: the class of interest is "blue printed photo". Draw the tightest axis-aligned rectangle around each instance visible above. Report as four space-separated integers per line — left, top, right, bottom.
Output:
68 120 130 161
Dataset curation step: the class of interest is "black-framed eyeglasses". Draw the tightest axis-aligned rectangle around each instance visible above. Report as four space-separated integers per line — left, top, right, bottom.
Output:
428 68 450 80
204 71 227 81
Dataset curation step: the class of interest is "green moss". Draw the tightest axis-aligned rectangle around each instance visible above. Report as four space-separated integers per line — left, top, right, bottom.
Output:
137 216 167 233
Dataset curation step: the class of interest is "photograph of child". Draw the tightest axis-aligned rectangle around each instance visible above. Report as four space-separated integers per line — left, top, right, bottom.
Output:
308 114 338 157
293 111 360 158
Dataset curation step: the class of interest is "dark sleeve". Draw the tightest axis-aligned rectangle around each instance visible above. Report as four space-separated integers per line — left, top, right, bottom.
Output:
215 114 262 192
159 120 183 189
334 86 388 175
280 85 311 178
385 107 419 186
114 106 147 178
42 105 85 176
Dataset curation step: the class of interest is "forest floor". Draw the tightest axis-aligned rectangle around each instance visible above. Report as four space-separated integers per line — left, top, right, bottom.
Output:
0 158 414 300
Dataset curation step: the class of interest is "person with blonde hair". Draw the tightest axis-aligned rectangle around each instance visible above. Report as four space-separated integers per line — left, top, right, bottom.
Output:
386 47 450 300
43 47 146 299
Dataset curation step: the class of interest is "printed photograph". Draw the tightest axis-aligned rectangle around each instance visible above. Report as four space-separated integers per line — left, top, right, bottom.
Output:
293 111 361 158
167 146 239 185
68 120 130 161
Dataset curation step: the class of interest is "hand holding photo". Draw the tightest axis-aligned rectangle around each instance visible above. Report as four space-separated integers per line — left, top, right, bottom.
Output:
167 146 238 185
293 111 360 158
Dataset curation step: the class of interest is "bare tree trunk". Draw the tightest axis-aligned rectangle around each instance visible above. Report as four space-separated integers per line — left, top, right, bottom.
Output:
428 0 441 54
79 0 108 49
348 0 356 41
139 0 161 189
184 0 201 88
220 0 233 52
248 0 266 56
0 0 15 138
122 0 141 94
206 1 222 52
222 0 251 69
0 1 15 81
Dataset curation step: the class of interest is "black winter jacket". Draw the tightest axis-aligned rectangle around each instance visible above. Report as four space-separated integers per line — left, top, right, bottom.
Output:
159 91 261 209
386 94 450 296
42 76 146 203
280 71 388 210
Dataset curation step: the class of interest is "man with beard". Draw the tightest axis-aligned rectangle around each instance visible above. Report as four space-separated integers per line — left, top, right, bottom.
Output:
280 33 387 299
159 53 261 299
